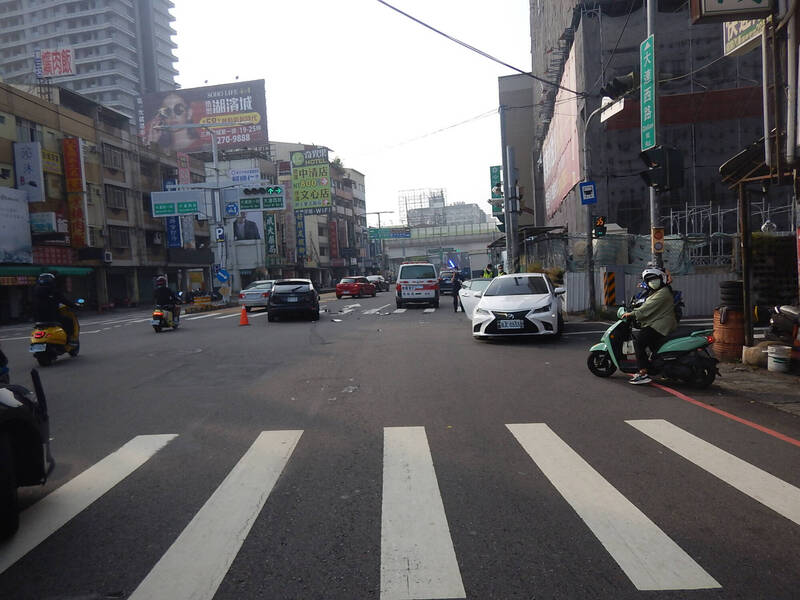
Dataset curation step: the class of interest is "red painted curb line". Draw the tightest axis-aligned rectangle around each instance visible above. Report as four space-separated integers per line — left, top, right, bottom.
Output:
650 382 800 449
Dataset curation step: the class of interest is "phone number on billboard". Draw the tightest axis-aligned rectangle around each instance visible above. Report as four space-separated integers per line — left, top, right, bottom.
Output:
215 134 252 144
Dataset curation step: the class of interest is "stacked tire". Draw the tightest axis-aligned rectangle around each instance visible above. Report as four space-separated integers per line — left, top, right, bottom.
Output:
719 280 743 309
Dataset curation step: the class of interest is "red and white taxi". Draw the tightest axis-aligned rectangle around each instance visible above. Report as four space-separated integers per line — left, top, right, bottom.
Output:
395 262 439 309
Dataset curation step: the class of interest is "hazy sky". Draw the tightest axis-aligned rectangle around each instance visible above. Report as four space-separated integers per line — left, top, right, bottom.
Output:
172 0 531 226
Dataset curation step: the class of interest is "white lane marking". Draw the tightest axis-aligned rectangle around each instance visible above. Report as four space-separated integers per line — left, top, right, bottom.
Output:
423 308 436 313
103 327 112 331
340 309 354 315
507 423 719 591
0 336 31 341
345 303 362 309
100 318 142 325
129 430 302 600
134 317 157 323
392 308 406 314
381 426 466 600
248 311 268 318
81 330 103 335
0 434 177 575
628 419 800 526
364 304 392 315
184 312 223 321
215 312 241 319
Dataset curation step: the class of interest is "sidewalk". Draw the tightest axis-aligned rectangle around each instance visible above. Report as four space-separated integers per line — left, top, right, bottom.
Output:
715 362 800 417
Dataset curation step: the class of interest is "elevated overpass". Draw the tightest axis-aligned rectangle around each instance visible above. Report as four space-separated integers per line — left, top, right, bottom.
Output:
381 223 502 275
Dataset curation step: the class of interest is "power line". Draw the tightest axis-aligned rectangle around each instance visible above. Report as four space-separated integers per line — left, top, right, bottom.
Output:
593 0 637 89
374 0 585 97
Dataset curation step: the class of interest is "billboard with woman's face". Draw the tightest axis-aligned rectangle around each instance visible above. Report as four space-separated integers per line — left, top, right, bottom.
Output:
139 80 268 154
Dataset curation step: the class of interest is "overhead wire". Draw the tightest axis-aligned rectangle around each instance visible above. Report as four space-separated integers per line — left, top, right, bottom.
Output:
593 0 637 89
374 0 584 97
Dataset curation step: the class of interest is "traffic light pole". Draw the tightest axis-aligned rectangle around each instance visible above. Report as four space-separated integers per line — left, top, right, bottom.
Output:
582 103 609 320
647 0 663 268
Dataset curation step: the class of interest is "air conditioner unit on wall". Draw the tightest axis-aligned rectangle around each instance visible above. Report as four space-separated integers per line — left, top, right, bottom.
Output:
103 250 112 263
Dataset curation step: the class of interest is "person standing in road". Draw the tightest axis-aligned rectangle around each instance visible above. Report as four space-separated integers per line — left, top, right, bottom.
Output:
483 263 494 278
452 273 462 312
497 264 506 276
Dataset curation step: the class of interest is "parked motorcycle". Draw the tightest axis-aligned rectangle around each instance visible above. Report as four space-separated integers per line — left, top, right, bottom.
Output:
29 300 84 367
0 346 9 385
152 304 180 333
587 305 719 388
769 305 800 348
0 369 54 538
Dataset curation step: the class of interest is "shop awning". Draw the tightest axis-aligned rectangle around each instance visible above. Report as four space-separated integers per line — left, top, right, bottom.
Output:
0 265 93 276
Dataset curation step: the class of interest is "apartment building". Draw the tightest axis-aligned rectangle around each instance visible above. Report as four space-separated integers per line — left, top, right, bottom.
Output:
0 0 178 118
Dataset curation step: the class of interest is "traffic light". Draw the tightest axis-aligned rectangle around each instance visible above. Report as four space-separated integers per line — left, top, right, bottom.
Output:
243 186 283 195
593 215 607 238
639 146 683 192
599 72 636 100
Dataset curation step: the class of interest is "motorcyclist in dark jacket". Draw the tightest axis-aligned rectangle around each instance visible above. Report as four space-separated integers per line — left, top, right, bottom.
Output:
153 276 181 322
32 273 79 340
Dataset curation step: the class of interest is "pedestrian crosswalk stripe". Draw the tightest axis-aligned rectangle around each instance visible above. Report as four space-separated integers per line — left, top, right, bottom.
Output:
423 308 436 313
0 434 177 576
627 419 800 526
381 426 466 600
129 430 303 600
392 308 406 314
364 304 392 315
507 423 720 591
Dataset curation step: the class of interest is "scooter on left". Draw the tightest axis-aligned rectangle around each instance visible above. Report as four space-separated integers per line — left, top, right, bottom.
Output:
29 299 84 366
0 368 55 538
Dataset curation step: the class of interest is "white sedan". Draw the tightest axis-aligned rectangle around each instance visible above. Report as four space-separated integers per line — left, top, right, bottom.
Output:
472 273 565 339
457 278 492 319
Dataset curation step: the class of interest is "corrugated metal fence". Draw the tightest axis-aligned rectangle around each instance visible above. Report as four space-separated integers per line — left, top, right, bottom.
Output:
564 272 734 317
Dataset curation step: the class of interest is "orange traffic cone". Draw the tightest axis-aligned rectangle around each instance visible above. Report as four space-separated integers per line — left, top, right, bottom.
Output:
239 306 250 326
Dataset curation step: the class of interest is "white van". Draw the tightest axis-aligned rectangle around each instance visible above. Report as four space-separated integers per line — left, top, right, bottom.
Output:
395 262 439 309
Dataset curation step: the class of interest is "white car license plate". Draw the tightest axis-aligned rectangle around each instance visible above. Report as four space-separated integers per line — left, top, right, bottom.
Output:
151 319 161 325
30 344 46 352
498 319 524 330
287 296 298 303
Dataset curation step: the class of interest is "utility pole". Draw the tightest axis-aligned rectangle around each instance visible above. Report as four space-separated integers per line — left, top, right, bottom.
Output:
366 211 394 275
499 104 518 273
647 0 662 267
583 104 608 321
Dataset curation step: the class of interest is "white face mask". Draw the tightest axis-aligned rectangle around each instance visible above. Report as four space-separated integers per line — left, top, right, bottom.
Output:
647 279 662 290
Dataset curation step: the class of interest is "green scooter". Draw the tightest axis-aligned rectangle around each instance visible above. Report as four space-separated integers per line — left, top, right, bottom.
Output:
587 306 719 388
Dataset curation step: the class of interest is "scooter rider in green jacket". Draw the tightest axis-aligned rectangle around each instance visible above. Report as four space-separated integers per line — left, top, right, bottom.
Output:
622 268 678 385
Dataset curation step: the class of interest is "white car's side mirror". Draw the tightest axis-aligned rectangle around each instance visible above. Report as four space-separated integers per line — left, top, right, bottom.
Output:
474 291 483 297
554 287 566 295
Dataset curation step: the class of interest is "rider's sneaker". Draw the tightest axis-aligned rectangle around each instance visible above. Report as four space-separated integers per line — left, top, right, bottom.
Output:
629 373 652 385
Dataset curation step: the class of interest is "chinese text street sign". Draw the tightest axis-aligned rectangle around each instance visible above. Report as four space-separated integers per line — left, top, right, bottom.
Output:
640 35 656 152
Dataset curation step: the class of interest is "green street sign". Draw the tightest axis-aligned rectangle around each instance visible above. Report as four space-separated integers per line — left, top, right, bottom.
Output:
640 34 656 151
177 201 198 214
262 196 285 210
153 203 174 216
240 197 261 210
490 165 503 198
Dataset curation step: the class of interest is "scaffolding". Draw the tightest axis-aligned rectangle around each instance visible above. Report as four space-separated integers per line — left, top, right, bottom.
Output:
398 188 447 225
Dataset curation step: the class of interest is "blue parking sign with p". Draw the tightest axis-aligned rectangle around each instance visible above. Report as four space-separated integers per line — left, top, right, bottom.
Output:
580 181 597 205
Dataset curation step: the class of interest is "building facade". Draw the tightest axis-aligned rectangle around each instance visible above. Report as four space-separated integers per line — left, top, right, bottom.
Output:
528 0 766 245
0 0 178 117
0 82 209 324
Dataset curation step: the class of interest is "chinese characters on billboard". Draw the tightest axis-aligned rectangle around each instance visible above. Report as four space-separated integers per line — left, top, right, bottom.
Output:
34 48 76 78
291 148 332 215
13 142 45 203
62 138 87 248
264 213 278 256
140 80 268 154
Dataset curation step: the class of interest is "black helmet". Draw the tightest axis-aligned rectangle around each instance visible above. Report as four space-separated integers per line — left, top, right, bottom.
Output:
37 272 56 287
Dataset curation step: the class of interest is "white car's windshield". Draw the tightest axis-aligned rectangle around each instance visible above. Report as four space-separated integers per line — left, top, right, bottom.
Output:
484 276 549 296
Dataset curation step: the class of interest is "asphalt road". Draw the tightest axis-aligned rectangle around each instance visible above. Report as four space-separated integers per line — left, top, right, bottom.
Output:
0 293 799 599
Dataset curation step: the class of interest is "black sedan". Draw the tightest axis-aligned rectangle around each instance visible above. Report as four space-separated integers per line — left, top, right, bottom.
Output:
267 279 320 321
